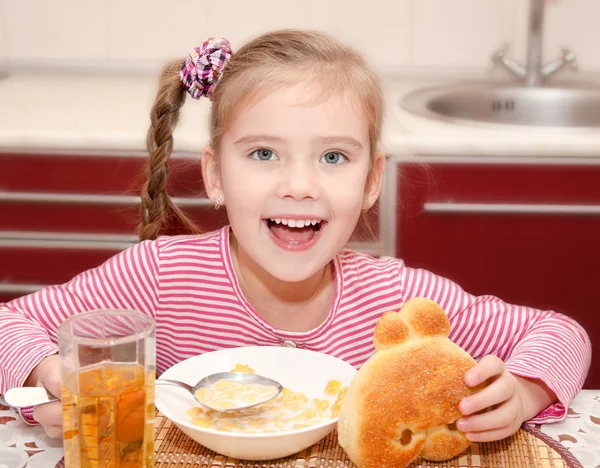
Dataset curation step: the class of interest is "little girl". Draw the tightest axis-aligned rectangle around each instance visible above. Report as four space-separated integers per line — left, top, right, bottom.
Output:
0 30 591 444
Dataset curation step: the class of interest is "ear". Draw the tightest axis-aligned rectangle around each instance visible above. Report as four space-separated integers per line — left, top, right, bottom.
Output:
363 151 385 209
200 145 224 203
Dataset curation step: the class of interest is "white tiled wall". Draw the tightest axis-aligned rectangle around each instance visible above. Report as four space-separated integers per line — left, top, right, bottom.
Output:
514 0 600 71
209 0 313 52
4 0 106 62
310 0 412 67
106 0 209 62
412 0 517 68
0 0 7 64
3 0 599 72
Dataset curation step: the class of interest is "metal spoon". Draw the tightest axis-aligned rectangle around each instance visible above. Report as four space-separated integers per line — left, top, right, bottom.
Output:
156 372 283 411
3 372 283 412
3 387 58 408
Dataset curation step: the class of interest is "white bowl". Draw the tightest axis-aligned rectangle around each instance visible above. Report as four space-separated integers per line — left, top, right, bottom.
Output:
155 346 357 460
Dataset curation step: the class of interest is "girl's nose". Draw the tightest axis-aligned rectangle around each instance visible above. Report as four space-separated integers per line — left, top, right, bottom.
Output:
278 161 319 201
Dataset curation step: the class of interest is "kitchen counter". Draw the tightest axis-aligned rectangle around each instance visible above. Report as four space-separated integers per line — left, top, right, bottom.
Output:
384 78 600 158
0 71 599 158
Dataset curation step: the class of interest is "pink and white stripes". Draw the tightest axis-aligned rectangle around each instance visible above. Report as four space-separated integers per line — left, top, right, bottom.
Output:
0 226 591 425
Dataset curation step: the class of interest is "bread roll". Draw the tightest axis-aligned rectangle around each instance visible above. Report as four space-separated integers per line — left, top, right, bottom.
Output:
337 298 485 468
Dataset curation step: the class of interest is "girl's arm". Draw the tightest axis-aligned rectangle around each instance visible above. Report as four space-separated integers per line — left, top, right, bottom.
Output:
397 261 591 427
0 239 160 397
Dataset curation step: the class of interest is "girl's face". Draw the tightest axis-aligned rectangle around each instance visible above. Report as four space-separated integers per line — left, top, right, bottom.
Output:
203 84 383 282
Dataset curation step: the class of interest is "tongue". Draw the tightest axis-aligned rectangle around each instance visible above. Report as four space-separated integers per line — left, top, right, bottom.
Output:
270 224 315 244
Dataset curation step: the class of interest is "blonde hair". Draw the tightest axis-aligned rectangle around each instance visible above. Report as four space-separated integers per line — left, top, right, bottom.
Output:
139 29 384 241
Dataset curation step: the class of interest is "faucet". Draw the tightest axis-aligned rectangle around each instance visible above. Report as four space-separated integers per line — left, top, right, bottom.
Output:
490 0 577 86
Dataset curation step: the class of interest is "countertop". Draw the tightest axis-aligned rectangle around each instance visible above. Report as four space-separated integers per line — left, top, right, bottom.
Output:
0 71 599 158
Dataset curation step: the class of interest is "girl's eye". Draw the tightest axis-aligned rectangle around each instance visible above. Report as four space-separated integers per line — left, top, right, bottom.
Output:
320 152 347 165
250 149 278 161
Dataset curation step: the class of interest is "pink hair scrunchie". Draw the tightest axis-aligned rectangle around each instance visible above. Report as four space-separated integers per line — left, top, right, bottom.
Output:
180 37 232 100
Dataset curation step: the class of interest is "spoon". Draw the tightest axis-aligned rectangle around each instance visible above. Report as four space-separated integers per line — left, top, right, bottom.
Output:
156 372 283 412
3 387 58 408
3 372 283 412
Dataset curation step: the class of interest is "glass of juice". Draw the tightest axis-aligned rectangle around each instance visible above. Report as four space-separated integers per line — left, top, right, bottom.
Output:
59 309 156 468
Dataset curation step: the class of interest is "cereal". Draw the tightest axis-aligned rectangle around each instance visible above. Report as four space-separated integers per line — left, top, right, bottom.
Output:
331 387 347 417
186 364 348 433
195 379 279 410
190 417 212 428
324 379 342 395
231 363 255 374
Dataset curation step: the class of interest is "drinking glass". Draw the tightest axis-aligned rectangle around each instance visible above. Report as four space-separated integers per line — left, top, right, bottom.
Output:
59 309 156 467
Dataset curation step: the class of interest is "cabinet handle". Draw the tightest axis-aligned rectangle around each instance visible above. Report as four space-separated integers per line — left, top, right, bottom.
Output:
0 231 137 242
0 238 134 249
424 202 600 215
0 191 211 207
0 231 136 249
0 283 45 294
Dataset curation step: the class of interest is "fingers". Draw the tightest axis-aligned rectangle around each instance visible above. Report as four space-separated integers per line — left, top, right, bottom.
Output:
460 355 511 416
457 355 525 442
37 355 62 399
459 373 516 415
456 396 522 442
33 400 63 439
463 423 520 443
32 354 63 439
464 355 505 387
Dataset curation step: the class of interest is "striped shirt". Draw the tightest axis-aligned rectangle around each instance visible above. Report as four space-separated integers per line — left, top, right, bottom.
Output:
0 226 591 424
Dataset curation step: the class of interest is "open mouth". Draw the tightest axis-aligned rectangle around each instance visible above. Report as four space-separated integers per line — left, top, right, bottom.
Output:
264 218 326 248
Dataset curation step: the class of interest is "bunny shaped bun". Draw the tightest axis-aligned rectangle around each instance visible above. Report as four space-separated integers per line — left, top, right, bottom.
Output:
337 298 485 468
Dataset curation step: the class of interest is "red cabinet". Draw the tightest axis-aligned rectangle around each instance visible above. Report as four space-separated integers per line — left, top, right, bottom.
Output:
0 152 228 302
0 153 228 233
396 162 600 388
0 246 124 284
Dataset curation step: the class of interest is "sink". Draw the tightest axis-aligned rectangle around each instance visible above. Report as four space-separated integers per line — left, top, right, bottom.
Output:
399 81 600 130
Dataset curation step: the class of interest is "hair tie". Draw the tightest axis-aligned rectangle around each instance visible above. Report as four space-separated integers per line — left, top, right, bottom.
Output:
180 38 232 100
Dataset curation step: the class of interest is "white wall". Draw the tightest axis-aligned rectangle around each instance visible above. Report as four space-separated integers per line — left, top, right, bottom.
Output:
0 0 598 73
0 0 6 65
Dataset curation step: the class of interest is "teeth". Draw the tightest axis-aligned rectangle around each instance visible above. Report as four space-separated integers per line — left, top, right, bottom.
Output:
268 218 322 228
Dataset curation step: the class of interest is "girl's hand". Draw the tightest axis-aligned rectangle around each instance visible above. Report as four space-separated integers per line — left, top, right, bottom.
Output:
455 354 556 442
25 354 63 438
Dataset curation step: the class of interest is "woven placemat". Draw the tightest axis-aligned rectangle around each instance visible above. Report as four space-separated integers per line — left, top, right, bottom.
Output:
153 412 583 468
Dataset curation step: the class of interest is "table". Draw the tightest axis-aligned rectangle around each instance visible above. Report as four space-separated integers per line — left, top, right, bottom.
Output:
538 390 600 468
1 390 599 468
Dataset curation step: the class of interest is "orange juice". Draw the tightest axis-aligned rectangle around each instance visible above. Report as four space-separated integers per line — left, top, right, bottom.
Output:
62 363 155 468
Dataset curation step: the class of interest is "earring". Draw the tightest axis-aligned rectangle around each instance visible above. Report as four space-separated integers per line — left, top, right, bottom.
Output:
363 200 371 211
214 196 222 210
